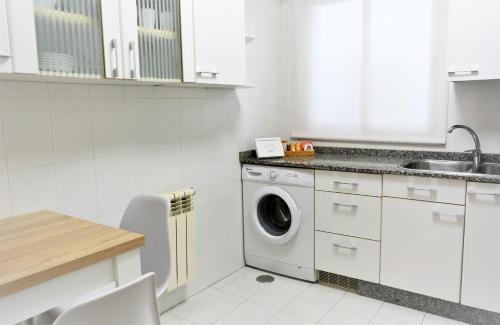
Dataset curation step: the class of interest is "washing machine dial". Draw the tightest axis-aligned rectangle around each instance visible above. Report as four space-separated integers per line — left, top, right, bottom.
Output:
269 170 279 181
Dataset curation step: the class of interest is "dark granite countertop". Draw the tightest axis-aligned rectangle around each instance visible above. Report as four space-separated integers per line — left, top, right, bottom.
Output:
239 147 500 184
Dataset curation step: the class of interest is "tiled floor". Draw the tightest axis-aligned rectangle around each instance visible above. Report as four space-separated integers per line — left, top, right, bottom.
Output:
161 267 468 325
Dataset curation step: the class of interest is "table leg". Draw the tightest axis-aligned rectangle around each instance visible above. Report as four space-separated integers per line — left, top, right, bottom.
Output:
113 248 142 286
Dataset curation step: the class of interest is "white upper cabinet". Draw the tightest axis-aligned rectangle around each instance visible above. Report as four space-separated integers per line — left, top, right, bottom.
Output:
191 0 246 86
0 0 38 74
447 0 500 81
0 0 12 73
2 0 246 86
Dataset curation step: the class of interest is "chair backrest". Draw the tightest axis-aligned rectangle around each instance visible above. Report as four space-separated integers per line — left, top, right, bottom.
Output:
120 194 171 297
53 273 160 325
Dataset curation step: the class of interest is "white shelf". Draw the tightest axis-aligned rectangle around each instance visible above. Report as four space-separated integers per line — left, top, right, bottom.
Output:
138 26 176 39
34 6 97 25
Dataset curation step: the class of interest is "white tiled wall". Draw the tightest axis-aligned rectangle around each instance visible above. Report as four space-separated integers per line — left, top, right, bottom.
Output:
0 0 288 310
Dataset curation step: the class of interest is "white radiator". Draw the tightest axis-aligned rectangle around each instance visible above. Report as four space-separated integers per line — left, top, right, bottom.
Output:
164 188 197 290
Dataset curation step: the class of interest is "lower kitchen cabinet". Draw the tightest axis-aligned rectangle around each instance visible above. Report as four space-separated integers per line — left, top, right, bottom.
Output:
462 182 500 313
315 231 380 283
381 197 465 302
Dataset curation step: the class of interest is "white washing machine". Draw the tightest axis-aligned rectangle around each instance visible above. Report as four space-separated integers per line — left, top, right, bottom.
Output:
242 164 316 282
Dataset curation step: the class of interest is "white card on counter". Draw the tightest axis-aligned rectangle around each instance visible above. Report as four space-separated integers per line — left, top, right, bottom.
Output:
255 137 284 158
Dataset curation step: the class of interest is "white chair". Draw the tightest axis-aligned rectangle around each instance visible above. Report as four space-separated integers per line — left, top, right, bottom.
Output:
47 194 171 320
52 273 160 325
120 194 171 298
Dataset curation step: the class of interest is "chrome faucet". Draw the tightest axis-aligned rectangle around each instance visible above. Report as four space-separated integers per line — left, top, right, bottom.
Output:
448 125 482 172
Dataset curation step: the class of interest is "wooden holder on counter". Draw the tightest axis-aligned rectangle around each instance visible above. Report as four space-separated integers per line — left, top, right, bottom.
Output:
284 150 315 158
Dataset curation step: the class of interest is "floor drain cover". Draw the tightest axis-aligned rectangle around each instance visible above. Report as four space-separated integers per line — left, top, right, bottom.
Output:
256 275 275 283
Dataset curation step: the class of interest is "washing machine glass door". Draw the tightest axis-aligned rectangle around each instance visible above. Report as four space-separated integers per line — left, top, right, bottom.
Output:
252 186 301 245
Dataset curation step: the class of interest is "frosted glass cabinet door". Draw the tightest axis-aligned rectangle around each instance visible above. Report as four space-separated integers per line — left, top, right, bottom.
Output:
136 0 182 82
33 0 105 78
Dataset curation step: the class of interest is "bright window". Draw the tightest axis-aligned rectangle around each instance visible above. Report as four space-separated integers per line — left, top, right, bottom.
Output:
289 0 449 144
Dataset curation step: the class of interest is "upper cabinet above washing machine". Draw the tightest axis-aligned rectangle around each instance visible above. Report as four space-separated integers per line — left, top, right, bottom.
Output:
447 0 500 81
189 0 246 86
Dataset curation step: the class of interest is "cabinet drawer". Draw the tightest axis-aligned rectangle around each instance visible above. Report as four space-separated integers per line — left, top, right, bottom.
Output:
383 174 466 205
315 231 380 283
381 197 464 302
315 191 381 240
315 171 382 196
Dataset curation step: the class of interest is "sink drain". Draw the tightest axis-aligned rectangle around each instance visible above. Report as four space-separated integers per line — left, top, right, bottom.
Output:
256 275 275 283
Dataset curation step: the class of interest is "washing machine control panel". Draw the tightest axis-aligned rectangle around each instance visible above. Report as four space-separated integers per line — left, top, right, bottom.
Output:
242 165 314 187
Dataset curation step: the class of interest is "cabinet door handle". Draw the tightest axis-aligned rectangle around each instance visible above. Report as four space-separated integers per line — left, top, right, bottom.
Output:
197 71 220 78
407 186 437 193
110 39 119 78
432 211 464 219
468 191 500 197
333 203 358 209
333 243 357 251
129 40 137 79
448 70 479 76
448 65 479 76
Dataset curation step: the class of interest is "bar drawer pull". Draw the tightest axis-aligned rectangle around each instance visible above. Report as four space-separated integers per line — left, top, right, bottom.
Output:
333 243 357 251
333 203 358 209
468 191 500 197
432 211 464 219
334 181 359 187
407 186 437 193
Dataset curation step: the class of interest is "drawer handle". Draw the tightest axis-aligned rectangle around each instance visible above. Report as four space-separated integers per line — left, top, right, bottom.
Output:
407 186 437 193
334 181 359 188
333 203 358 209
333 243 357 251
432 211 464 219
468 191 500 197
246 168 263 176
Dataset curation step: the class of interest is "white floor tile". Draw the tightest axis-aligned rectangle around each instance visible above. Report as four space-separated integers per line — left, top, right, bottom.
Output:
215 300 278 325
320 293 383 325
266 312 316 325
169 290 245 324
249 276 310 309
283 284 346 321
217 269 269 299
211 267 248 289
164 270 470 325
160 313 195 325
370 303 425 325
421 313 469 325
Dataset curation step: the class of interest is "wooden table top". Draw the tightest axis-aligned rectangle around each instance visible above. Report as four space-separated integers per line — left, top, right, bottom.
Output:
0 211 145 298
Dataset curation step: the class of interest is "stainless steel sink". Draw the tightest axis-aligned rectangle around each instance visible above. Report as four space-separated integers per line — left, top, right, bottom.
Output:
402 160 500 176
402 160 473 173
477 163 500 176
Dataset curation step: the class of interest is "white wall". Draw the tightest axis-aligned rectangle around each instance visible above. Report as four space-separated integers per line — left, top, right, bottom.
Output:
0 0 289 311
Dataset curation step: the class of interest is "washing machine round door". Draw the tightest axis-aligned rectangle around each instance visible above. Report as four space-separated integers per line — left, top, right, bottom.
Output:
251 186 301 245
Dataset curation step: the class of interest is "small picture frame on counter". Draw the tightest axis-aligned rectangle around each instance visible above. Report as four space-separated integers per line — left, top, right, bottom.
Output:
255 137 285 158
